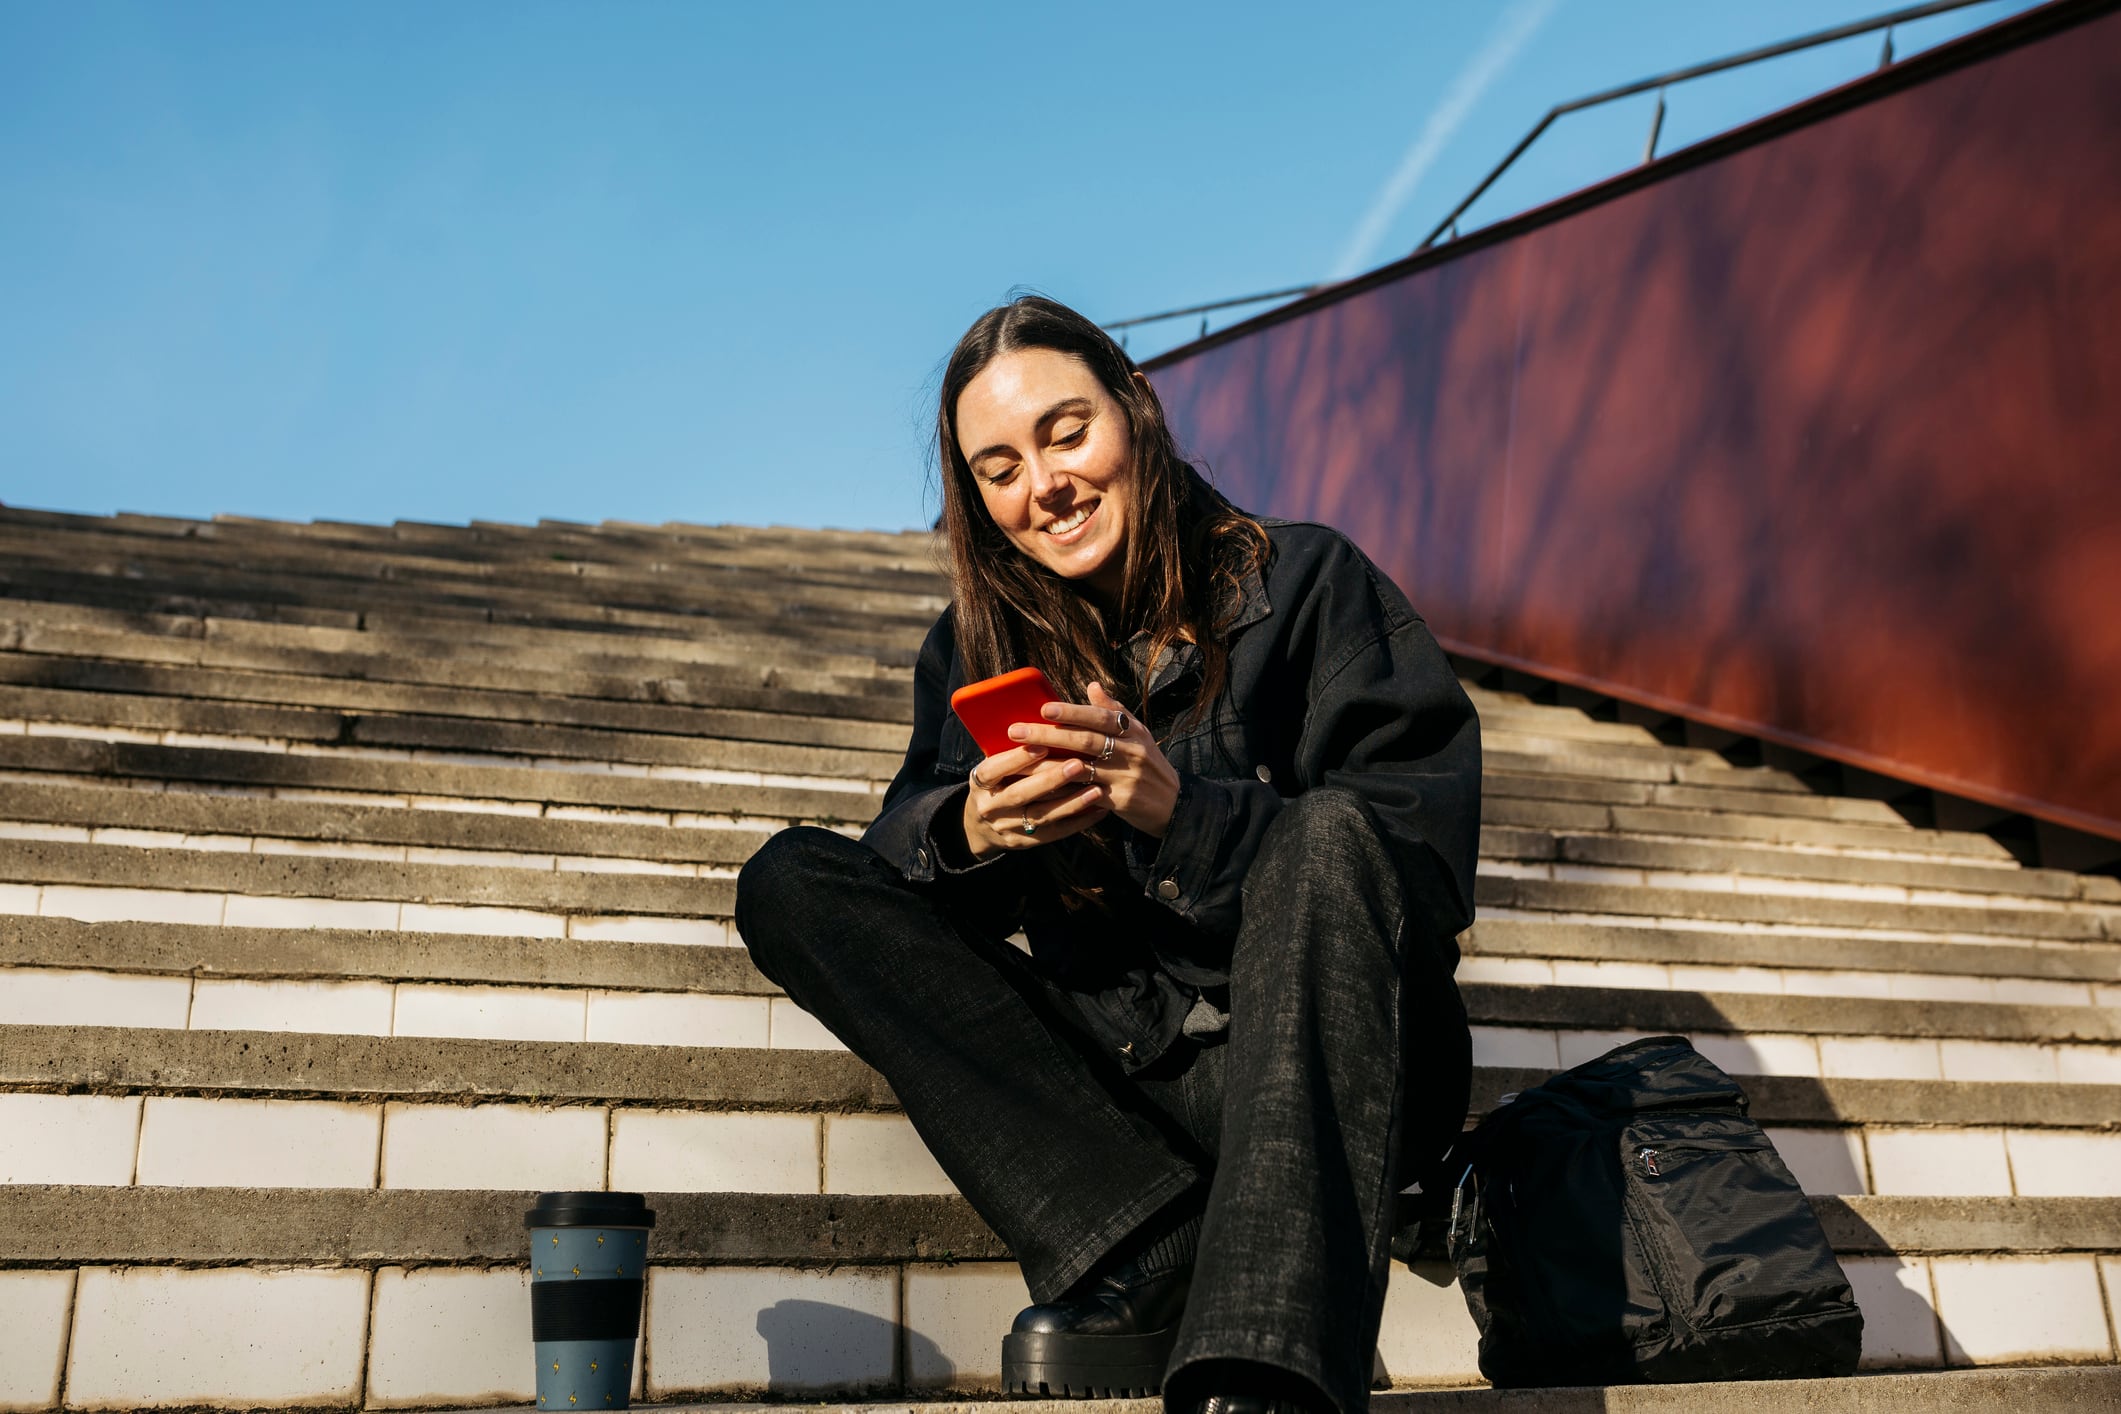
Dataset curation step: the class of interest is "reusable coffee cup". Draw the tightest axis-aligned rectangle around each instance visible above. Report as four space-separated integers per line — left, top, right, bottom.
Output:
527 1191 655 1411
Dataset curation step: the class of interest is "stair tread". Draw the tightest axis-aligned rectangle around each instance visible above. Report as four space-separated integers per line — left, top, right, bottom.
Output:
9 1027 2119 1126
6 1185 2115 1263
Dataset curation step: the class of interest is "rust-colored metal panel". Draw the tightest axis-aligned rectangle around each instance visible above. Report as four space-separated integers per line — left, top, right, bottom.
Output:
1149 1 2121 839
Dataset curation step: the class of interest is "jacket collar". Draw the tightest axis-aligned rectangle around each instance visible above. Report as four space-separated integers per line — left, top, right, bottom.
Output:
1121 555 1273 701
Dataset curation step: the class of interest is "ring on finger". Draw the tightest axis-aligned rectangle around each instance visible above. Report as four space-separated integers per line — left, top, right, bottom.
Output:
1111 710 1130 735
1084 761 1099 783
1021 815 1037 836
970 766 990 791
1099 734 1116 761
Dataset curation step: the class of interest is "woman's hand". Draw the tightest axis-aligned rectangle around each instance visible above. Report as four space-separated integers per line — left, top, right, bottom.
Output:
1006 681 1179 840
960 738 1111 859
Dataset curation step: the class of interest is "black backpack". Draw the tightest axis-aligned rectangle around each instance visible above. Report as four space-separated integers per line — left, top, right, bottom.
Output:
1443 1035 1863 1387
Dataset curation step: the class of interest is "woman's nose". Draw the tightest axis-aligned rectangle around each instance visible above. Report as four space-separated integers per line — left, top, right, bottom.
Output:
1024 454 1071 502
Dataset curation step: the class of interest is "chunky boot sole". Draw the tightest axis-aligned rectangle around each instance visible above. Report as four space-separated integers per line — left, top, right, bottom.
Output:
1001 1324 1178 1397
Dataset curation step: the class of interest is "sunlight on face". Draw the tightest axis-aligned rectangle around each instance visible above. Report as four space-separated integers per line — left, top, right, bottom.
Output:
955 348 1134 601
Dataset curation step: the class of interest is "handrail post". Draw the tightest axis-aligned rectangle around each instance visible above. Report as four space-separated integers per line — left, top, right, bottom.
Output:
1643 87 1668 164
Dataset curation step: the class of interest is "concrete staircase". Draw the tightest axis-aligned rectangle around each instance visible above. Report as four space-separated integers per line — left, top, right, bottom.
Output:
0 505 2116 1412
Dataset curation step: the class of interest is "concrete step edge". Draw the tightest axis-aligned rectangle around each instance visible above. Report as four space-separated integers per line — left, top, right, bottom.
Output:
0 778 777 865
5 1034 2117 1128
530 1366 2121 1414
1481 797 2023 864
0 684 906 776
12 915 2116 1003
3 797 2102 920
1476 876 2116 942
1465 917 2121 984
2 621 915 713
0 916 774 994
1476 826 2092 901
1484 773 1913 825
3 1187 2117 1265
0 736 884 821
0 838 741 918
0 520 949 601
0 595 913 681
16 842 2113 948
0 651 918 742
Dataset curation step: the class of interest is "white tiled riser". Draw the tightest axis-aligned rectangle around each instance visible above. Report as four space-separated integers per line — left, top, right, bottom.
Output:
7 968 2115 1054
0 720 887 794
0 819 749 877
9 1093 2121 1199
0 969 842 1049
0 884 732 948
6 1255 2116 1409
0 1096 948 1195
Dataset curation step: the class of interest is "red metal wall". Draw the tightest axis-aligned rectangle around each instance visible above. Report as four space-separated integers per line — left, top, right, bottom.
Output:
1147 2 2121 839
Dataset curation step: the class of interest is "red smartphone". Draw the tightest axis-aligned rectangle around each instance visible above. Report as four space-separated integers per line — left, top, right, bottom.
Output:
950 667 1082 760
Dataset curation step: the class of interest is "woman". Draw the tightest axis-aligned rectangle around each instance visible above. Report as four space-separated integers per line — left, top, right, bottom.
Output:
735 295 1480 1414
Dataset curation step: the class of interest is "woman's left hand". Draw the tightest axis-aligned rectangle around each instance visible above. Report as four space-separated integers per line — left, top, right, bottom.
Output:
1006 681 1179 839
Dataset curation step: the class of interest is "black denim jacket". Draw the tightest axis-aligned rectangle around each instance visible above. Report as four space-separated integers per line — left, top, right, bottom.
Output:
860 517 1482 1073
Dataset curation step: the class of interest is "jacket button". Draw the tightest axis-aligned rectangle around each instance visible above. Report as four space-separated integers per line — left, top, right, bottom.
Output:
1157 878 1180 900
1255 764 1273 783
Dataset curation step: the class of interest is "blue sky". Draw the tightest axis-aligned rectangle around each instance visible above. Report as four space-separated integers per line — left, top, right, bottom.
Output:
1 0 2036 533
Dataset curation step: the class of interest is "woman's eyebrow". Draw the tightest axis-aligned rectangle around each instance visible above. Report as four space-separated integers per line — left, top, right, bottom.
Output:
967 397 1095 466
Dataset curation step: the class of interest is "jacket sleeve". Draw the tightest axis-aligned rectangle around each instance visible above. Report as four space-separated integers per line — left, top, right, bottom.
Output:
859 608 1032 936
1136 543 1482 948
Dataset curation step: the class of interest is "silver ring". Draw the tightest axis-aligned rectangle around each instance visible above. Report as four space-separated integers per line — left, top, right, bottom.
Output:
1099 734 1116 762
1112 710 1131 735
970 766 990 791
1084 761 1099 783
1021 816 1037 836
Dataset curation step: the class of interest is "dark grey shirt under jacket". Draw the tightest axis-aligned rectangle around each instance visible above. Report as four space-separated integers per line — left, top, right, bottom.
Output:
860 516 1483 1074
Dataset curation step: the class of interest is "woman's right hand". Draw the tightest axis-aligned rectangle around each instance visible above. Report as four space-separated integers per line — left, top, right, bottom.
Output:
961 743 1110 858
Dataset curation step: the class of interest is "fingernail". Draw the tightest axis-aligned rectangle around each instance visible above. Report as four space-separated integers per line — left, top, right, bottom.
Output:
1041 705 1060 720
1026 745 1047 756
1007 725 1026 739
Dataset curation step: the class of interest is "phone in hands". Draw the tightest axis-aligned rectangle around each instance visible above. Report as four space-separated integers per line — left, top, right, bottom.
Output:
949 667 1084 760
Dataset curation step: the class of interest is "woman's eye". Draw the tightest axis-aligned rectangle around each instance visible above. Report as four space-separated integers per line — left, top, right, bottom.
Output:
1055 426 1088 448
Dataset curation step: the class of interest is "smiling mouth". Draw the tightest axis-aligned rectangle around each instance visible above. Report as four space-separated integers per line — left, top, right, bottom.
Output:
1043 501 1099 538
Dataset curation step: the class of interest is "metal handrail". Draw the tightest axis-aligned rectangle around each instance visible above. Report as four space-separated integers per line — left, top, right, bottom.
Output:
1413 0 1998 251
1102 285 1325 333
1102 0 2003 336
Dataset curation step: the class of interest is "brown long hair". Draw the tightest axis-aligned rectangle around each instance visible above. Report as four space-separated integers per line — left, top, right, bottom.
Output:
934 294 1268 736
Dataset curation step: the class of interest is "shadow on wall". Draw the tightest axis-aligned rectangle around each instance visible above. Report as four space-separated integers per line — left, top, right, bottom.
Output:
1148 6 2121 840
755 1297 951 1394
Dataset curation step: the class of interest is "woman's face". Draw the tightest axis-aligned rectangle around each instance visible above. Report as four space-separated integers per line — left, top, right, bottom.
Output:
955 347 1134 602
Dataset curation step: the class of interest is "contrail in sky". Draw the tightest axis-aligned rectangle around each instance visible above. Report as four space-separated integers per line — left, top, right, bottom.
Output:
1331 0 1562 280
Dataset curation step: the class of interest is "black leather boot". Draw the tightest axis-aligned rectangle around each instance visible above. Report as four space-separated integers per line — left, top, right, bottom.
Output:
1001 1207 1200 1396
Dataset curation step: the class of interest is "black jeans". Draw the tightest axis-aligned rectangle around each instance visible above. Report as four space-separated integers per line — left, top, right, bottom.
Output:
734 788 1471 1414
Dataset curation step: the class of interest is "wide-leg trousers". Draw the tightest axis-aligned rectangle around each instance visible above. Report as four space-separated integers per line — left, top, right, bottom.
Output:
733 787 1471 1414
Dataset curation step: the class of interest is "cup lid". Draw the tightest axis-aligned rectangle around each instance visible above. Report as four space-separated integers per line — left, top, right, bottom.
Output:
525 1191 657 1230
